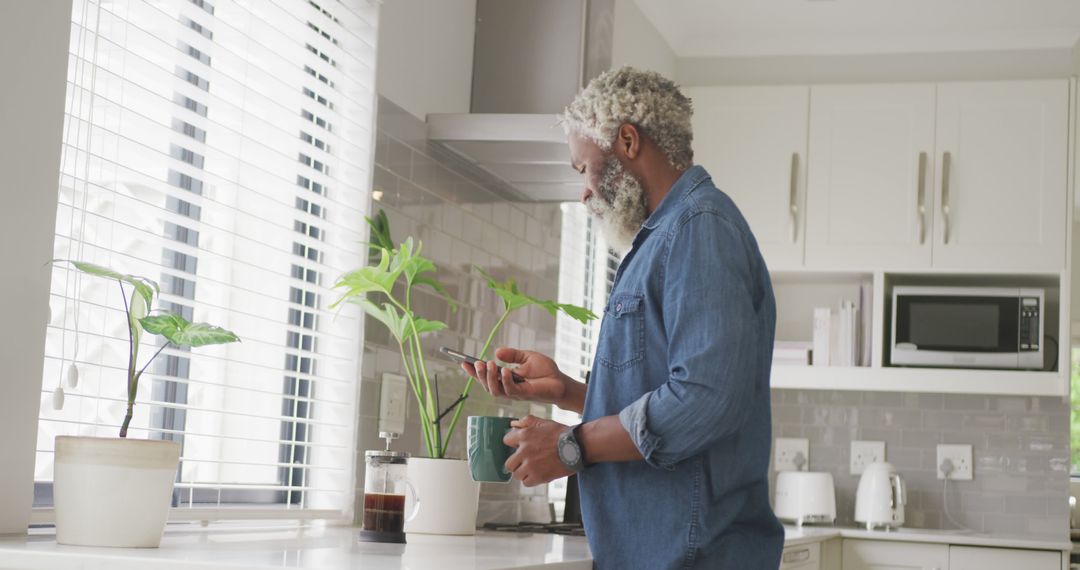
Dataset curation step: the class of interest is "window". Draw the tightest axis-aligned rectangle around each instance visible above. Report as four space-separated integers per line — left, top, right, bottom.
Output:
38 0 379 521
551 203 621 519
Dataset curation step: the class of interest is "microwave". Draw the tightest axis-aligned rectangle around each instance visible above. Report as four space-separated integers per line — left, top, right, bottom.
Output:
890 286 1044 370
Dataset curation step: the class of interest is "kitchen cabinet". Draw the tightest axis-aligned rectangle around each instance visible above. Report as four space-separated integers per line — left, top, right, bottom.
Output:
805 80 1069 271
948 545 1060 570
805 84 936 269
689 86 809 268
781 541 821 570
930 80 1069 271
842 539 948 570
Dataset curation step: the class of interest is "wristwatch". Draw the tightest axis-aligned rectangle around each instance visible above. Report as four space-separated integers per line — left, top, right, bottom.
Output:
557 424 585 473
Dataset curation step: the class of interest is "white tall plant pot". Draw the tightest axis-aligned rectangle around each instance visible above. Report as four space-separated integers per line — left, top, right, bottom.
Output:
54 436 181 547
404 457 480 535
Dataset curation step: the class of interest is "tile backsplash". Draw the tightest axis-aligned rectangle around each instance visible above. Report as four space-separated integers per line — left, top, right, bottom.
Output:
771 389 1070 538
352 96 564 524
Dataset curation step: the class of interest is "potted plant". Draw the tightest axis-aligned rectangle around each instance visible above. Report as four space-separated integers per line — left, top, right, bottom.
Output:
50 260 239 548
332 210 595 535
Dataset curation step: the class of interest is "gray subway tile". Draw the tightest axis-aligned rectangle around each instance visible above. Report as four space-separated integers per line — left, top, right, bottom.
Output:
943 394 989 411
1004 495 1047 516
901 429 943 449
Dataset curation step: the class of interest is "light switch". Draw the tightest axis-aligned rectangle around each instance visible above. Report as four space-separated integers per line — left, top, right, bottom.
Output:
379 372 408 434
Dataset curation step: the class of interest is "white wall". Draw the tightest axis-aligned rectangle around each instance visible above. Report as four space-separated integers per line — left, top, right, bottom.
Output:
610 0 677 79
376 0 476 120
0 0 71 535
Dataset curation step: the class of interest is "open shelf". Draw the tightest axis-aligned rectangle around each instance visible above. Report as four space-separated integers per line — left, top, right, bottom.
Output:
770 365 1067 397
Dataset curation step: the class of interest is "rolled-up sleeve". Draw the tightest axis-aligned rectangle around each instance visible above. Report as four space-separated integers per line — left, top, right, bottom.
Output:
618 211 763 470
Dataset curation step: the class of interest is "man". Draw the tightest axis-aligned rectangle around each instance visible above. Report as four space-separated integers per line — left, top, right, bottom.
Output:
462 67 783 569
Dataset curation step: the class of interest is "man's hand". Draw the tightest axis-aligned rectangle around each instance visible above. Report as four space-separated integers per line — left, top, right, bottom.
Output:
502 415 573 487
464 347 576 407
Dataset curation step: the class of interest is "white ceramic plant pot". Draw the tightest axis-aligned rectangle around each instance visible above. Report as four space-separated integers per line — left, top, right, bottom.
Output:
404 457 480 535
53 436 181 548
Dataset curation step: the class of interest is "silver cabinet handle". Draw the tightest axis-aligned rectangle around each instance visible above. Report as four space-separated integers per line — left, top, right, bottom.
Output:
941 151 952 245
782 548 810 563
789 152 799 244
916 152 927 244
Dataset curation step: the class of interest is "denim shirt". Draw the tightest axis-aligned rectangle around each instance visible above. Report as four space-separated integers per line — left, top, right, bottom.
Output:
579 166 783 569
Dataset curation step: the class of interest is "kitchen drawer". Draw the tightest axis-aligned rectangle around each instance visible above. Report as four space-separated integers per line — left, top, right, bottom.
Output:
949 545 1061 570
781 541 821 570
842 539 948 570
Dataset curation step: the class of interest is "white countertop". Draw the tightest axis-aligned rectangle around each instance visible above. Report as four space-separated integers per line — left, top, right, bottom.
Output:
0 523 1068 569
0 525 592 570
783 524 1072 552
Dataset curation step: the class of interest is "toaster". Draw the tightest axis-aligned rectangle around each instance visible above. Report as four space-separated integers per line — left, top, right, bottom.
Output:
774 471 836 526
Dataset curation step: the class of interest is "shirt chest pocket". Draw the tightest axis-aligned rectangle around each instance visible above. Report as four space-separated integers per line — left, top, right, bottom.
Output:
597 292 645 371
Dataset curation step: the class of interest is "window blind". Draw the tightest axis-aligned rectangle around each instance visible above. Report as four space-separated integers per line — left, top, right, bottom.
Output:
35 0 378 521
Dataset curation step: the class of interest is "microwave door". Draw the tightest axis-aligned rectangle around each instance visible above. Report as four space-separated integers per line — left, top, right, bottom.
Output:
892 295 1020 368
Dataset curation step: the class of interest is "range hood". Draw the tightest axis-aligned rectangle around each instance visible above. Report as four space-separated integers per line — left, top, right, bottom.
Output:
425 0 613 203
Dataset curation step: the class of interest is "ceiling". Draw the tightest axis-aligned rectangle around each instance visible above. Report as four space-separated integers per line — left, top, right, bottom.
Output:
633 0 1080 58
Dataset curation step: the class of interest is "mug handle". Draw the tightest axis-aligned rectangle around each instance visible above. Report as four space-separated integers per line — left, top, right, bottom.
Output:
404 479 421 522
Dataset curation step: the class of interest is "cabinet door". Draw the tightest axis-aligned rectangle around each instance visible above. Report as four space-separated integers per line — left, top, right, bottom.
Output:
806 84 936 269
689 86 809 268
842 539 948 570
949 545 1061 570
932 80 1069 270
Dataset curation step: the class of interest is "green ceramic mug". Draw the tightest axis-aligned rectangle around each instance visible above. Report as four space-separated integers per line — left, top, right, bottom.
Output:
467 416 517 483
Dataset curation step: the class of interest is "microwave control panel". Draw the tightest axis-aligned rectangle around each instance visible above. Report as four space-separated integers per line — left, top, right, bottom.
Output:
1019 297 1040 352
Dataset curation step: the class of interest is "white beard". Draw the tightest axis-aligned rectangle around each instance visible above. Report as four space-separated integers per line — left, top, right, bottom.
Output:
584 154 648 255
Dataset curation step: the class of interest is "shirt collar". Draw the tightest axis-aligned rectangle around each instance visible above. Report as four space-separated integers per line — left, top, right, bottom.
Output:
640 165 710 230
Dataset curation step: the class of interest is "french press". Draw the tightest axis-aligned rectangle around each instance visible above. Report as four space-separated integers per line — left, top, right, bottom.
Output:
358 431 418 544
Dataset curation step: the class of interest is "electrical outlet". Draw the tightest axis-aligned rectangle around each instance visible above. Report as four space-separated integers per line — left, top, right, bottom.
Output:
937 444 973 480
850 440 886 475
378 373 408 434
774 438 809 472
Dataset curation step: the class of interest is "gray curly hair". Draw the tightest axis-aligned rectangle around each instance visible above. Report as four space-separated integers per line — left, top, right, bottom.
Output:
561 66 694 171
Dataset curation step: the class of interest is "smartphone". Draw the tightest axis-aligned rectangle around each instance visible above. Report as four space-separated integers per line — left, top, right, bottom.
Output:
439 346 525 384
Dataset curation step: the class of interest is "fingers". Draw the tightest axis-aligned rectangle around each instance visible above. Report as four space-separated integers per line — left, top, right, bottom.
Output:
494 346 526 365
499 366 527 399
510 414 538 429
503 427 522 447
474 360 507 398
505 449 524 473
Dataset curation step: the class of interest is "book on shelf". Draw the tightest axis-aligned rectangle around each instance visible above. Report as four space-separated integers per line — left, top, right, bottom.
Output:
812 299 863 367
773 340 812 366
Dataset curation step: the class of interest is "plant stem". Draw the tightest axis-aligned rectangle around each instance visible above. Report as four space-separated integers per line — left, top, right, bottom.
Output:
118 280 136 439
136 342 170 381
440 306 512 456
390 292 440 457
397 339 434 456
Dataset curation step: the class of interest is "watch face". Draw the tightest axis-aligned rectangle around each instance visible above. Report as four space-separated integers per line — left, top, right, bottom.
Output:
560 439 580 464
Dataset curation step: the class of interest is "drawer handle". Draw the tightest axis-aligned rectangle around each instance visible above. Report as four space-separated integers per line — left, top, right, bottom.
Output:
941 151 952 244
783 548 810 563
916 151 927 244
789 152 800 244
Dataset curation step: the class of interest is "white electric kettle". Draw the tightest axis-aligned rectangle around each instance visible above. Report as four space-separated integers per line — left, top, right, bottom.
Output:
854 461 906 530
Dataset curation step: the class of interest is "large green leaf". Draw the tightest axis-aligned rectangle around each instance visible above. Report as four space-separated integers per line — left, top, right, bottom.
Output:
352 298 410 342
476 266 597 323
409 317 447 338
140 314 240 347
558 303 598 325
351 298 446 344
365 210 394 264
56 259 159 308
330 249 400 308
